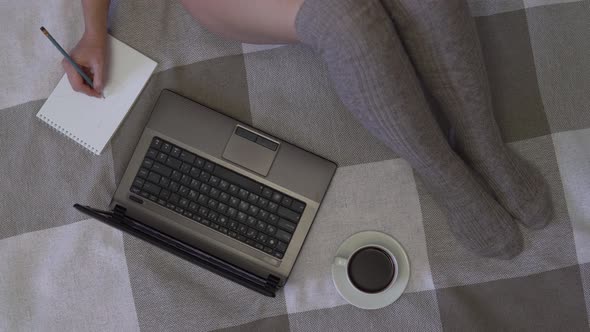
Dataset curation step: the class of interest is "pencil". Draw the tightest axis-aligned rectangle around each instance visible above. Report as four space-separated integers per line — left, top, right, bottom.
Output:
40 26 103 97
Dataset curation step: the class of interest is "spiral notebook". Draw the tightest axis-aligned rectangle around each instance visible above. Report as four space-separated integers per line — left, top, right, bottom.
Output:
37 36 157 155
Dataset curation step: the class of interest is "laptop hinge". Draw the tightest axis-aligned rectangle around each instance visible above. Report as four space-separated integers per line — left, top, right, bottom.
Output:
266 274 281 291
114 205 127 219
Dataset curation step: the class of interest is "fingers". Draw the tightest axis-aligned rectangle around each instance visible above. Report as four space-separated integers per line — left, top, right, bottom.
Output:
90 60 105 94
62 58 101 98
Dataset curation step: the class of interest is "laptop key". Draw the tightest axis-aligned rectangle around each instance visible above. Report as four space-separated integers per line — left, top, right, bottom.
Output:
157 198 166 206
151 163 172 177
219 180 230 191
159 189 170 200
237 212 247 222
268 202 278 213
213 166 263 195
207 199 218 210
200 218 210 226
262 187 273 198
258 210 269 221
180 151 196 164
257 197 269 209
161 142 171 153
156 152 168 163
194 157 205 168
138 168 149 178
188 202 199 212
229 196 239 207
169 182 180 193
166 202 175 210
271 191 282 203
190 179 200 189
178 185 190 197
199 207 209 216
254 243 264 251
171 146 182 158
238 224 248 234
143 182 161 196
246 216 256 226
190 167 201 178
209 176 220 187
159 177 170 188
248 205 259 216
209 188 220 199
204 161 215 173
228 184 239 195
165 157 182 170
256 220 267 231
281 196 293 208
218 215 228 226
272 251 284 259
237 235 247 242
247 193 259 203
220 227 228 234
227 207 237 218
180 163 191 174
266 238 277 248
228 220 238 230
208 211 218 221
188 190 198 200
197 194 208 205
142 158 154 169
179 198 189 208
171 170 182 182
228 231 237 238
180 174 191 185
278 218 296 233
266 225 277 235
130 186 141 195
275 229 292 243
276 241 288 253
256 233 268 243
199 172 211 182
246 239 256 246
146 148 158 159
183 211 193 219
268 214 279 225
218 203 228 215
169 193 180 204
151 137 163 149
238 201 250 212
278 206 301 223
211 223 220 230
174 206 184 214
219 192 229 202
133 177 145 188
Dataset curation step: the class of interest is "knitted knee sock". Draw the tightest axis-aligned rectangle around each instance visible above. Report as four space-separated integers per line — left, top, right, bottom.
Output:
295 0 523 258
382 0 552 229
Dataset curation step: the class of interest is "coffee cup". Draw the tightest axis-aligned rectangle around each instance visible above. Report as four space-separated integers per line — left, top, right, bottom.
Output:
334 245 398 294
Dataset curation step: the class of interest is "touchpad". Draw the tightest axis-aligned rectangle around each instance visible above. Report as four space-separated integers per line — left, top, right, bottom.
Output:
222 126 279 176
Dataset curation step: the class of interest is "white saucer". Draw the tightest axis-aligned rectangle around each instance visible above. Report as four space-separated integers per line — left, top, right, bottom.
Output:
332 231 410 310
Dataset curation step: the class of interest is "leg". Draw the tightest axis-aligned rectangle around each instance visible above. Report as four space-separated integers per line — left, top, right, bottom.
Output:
296 0 522 258
382 0 552 229
180 0 302 44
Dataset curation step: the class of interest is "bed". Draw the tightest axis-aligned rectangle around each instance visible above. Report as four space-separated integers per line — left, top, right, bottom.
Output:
2 0 589 330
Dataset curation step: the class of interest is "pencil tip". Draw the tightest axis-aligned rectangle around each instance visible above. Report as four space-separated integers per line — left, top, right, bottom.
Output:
40 27 48 36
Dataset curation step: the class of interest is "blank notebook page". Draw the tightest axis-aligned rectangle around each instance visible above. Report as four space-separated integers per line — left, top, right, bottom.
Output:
37 36 157 155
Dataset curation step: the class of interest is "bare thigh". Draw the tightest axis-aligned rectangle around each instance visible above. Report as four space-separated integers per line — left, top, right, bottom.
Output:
180 0 304 44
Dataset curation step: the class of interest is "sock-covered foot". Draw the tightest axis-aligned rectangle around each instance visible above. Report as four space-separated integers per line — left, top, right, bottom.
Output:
470 147 552 230
377 0 553 229
295 0 523 258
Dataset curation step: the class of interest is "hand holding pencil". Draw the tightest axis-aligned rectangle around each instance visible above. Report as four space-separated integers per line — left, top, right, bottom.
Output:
41 27 107 98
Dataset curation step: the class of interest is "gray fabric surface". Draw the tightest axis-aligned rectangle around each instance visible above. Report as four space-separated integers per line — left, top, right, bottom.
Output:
1 0 590 330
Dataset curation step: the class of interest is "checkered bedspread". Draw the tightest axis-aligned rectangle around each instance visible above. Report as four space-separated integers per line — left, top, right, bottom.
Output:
2 0 589 330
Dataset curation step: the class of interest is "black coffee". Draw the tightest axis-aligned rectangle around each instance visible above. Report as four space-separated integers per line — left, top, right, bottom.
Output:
347 247 395 293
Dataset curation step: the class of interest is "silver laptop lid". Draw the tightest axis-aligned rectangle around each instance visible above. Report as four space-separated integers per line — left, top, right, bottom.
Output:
112 90 336 282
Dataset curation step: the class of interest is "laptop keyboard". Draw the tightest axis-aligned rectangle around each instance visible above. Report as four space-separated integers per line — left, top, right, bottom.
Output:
129 136 306 260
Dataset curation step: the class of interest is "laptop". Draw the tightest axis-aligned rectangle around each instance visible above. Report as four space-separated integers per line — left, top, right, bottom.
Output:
75 89 336 297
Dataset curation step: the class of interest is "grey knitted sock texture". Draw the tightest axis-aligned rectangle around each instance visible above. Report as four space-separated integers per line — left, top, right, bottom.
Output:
295 0 523 258
381 0 553 229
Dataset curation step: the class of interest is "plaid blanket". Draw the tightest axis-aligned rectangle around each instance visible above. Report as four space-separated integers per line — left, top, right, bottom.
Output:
2 0 589 330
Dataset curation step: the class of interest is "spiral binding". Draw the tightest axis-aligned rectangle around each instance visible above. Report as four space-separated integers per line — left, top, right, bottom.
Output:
37 113 100 155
